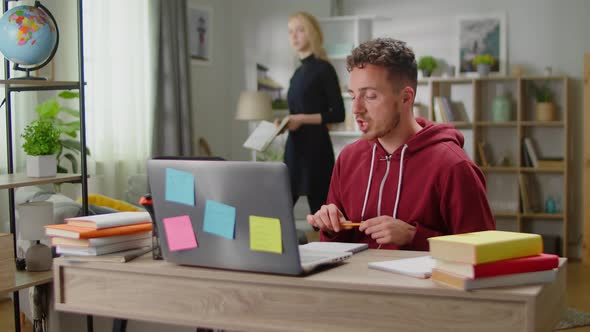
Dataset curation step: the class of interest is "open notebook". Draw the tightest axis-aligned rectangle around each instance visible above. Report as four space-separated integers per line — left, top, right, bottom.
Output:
147 159 352 275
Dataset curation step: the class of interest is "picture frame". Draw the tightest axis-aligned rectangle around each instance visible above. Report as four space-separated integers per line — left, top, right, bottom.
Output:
456 13 507 76
187 4 212 65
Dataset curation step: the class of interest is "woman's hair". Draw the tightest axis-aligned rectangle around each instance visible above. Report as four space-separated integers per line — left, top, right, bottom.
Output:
289 12 328 61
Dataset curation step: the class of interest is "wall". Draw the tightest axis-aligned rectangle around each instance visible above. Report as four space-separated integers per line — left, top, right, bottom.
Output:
341 0 590 257
189 0 330 161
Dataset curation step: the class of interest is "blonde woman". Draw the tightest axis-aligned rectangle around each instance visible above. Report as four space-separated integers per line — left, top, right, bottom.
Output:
284 12 345 217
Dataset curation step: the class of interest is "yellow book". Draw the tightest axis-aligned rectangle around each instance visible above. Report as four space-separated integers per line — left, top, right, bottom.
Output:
428 230 543 264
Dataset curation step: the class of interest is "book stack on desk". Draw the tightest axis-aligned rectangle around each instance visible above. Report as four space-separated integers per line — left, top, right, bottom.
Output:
428 230 559 290
45 212 153 257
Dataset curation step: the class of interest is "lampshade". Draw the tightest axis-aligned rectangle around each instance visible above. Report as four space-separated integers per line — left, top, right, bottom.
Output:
17 201 54 240
235 91 272 121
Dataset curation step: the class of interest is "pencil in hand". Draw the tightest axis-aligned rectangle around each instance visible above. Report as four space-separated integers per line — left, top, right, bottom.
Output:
340 222 361 227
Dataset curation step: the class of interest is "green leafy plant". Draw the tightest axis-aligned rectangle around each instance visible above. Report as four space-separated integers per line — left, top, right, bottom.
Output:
472 54 495 66
35 91 90 173
21 120 61 156
530 84 553 103
417 56 438 73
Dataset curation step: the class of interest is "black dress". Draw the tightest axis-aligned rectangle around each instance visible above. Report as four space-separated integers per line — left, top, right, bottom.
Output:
285 54 345 213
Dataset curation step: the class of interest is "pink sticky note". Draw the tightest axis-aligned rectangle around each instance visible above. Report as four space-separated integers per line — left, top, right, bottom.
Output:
163 215 198 251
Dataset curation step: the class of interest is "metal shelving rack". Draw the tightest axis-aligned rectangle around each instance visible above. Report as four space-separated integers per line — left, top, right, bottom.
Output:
1 1 88 331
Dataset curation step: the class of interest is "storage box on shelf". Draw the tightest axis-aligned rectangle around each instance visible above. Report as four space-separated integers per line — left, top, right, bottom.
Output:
423 75 568 256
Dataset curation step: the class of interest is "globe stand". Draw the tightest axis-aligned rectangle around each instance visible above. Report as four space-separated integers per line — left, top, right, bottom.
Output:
9 65 47 81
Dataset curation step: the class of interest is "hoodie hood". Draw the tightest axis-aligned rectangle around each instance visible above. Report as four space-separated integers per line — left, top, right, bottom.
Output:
370 118 465 160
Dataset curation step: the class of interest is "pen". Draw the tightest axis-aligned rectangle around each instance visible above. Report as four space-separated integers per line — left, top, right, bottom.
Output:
340 223 361 227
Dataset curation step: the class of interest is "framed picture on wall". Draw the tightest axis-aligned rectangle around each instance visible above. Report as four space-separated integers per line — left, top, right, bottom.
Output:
187 4 212 65
457 13 506 76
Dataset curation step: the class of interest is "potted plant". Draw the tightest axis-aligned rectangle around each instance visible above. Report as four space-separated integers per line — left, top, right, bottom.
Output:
531 84 556 121
472 54 495 77
417 56 438 78
35 91 90 173
21 119 60 177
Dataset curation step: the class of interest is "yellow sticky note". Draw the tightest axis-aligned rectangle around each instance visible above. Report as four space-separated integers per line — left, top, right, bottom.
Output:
249 215 282 254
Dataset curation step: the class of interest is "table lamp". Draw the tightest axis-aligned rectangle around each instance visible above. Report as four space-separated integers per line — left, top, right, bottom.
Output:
235 91 273 121
235 91 273 160
17 201 54 272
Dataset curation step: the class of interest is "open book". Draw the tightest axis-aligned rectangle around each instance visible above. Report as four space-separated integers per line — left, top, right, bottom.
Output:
243 117 289 152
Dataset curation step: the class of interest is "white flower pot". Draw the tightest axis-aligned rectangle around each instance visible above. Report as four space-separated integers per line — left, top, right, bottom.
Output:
26 155 57 177
477 64 490 77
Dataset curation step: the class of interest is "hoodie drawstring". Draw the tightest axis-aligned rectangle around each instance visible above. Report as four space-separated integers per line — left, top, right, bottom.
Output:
393 144 408 219
360 144 377 221
360 143 409 249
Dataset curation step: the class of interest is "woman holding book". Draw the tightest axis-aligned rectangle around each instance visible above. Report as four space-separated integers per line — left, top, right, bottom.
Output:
283 12 345 215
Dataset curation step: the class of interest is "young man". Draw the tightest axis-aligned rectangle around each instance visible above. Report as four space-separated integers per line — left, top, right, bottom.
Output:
306 38 495 251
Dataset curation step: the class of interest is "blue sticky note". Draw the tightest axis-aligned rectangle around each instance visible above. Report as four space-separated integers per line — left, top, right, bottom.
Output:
165 168 195 206
203 200 236 239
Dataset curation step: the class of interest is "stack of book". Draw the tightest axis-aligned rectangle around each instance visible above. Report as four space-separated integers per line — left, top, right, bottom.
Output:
428 230 559 290
45 212 153 259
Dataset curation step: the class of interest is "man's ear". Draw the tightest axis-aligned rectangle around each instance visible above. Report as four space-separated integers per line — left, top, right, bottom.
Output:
401 86 415 106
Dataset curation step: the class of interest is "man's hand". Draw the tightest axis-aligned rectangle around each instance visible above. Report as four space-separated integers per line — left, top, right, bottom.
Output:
358 216 416 246
306 204 347 232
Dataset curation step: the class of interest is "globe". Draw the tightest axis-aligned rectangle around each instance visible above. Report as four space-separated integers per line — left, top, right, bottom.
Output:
0 5 58 73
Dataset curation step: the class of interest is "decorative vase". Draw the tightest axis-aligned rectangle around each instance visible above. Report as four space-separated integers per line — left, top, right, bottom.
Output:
26 155 57 177
492 95 511 122
477 64 490 77
535 102 556 122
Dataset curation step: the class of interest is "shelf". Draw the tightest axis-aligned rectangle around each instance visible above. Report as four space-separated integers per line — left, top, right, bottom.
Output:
329 131 362 137
0 270 53 295
0 173 82 190
449 121 472 129
475 121 518 127
493 211 519 218
480 166 519 172
0 80 81 92
521 213 564 220
428 77 474 84
520 121 564 127
520 167 564 173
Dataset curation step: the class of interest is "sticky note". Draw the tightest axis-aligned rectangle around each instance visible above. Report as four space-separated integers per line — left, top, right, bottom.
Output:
163 215 198 251
249 215 282 254
203 200 236 239
165 168 195 206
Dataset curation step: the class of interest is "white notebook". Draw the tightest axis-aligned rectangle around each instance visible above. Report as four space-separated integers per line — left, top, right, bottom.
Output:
368 255 435 279
299 242 368 254
243 117 289 152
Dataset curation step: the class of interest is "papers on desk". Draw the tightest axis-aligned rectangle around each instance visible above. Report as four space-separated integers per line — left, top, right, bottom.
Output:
368 255 435 279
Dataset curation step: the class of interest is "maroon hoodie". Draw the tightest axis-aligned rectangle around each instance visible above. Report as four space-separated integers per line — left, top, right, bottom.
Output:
321 118 495 251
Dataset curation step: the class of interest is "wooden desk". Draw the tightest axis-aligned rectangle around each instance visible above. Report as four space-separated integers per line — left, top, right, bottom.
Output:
53 250 566 332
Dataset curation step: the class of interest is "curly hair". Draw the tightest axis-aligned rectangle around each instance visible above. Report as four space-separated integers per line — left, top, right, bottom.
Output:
346 38 417 92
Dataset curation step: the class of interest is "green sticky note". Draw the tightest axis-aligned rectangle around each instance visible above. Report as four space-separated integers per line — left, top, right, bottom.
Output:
249 215 282 254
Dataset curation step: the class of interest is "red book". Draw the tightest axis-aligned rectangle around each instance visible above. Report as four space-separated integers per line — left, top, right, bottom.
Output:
434 253 559 279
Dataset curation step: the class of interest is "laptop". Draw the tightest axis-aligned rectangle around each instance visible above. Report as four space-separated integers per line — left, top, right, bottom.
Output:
147 159 351 275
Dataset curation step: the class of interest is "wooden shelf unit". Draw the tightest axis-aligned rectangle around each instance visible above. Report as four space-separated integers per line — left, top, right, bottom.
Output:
423 76 569 256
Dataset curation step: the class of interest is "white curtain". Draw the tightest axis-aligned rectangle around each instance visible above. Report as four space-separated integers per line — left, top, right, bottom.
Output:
83 0 157 200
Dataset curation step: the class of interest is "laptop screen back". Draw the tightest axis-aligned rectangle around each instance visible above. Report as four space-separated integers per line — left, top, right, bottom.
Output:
147 159 304 275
